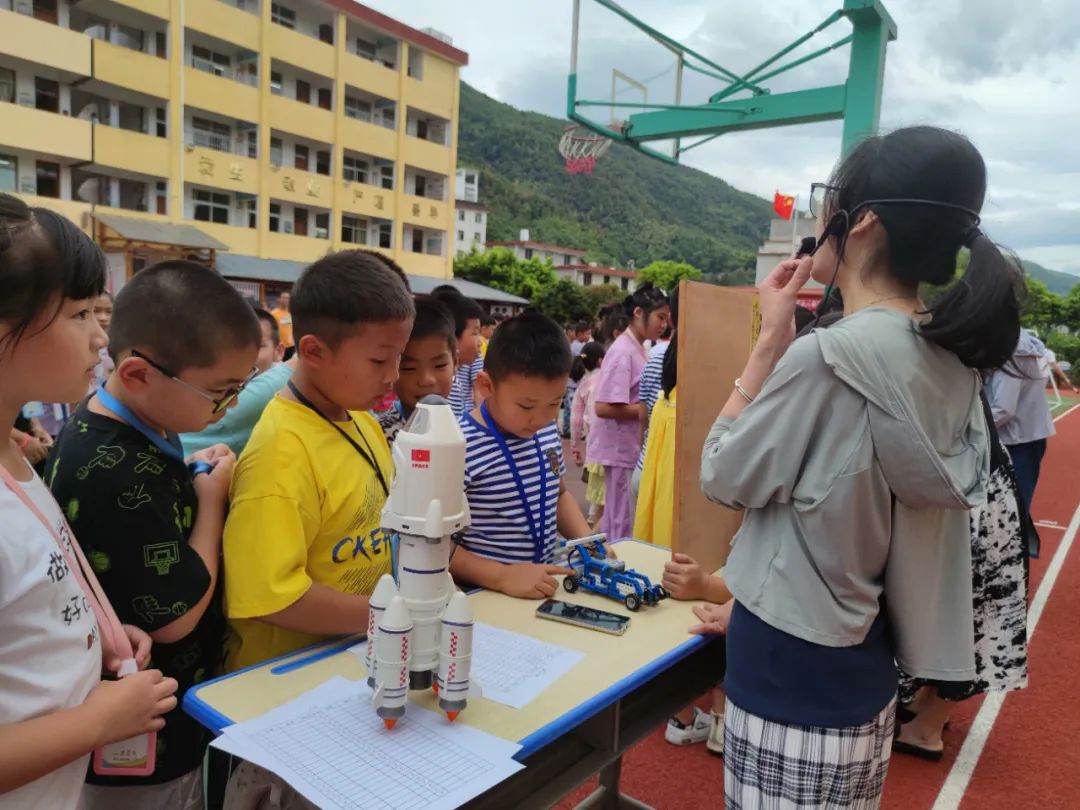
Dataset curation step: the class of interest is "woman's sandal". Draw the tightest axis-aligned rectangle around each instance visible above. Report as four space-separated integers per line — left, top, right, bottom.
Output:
892 739 944 762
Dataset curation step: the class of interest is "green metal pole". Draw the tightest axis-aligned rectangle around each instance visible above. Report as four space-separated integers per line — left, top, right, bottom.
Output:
840 0 897 156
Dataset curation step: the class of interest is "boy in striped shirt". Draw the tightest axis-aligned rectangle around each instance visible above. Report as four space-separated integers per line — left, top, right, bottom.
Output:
451 312 593 599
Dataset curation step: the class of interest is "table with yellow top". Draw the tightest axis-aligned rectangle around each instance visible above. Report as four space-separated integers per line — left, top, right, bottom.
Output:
184 540 724 809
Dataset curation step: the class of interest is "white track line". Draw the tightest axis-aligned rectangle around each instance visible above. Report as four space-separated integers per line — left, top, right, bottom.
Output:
931 501 1080 810
1053 402 1080 423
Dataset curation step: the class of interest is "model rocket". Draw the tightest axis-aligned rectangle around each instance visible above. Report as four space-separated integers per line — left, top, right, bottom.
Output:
371 395 474 728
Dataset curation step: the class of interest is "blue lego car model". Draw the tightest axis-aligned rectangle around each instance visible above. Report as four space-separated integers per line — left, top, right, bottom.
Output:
561 536 668 611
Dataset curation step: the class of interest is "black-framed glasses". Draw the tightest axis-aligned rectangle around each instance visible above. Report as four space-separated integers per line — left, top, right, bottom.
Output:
809 183 842 218
130 349 256 414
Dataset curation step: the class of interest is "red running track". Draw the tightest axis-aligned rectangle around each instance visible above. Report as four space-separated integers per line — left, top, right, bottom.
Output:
556 404 1080 810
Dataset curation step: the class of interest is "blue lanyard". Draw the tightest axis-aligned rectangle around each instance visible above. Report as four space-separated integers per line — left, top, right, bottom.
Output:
95 388 211 475
96 387 183 461
479 402 549 563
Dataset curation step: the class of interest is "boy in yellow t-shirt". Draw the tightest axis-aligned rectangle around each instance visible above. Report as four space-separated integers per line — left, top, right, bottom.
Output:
223 250 415 672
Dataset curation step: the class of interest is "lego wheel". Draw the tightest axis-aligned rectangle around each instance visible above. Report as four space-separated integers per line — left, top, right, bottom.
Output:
657 587 669 600
563 576 580 593
624 593 642 611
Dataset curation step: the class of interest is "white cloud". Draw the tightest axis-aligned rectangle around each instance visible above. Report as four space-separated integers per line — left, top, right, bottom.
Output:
363 0 1080 273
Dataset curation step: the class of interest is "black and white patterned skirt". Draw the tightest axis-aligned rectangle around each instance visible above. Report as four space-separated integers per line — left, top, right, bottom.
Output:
724 697 897 810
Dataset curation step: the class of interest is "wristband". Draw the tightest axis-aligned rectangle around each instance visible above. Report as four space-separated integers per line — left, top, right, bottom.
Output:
188 460 214 477
16 431 32 449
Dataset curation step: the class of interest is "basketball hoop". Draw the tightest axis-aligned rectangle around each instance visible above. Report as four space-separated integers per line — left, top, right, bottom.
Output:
559 124 613 175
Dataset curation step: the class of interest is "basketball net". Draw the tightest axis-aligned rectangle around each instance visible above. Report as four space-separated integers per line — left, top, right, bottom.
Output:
559 124 614 175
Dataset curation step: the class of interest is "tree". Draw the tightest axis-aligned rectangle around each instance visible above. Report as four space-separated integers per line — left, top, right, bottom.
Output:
453 247 556 300
582 284 625 313
639 260 702 291
533 279 592 324
1021 278 1064 336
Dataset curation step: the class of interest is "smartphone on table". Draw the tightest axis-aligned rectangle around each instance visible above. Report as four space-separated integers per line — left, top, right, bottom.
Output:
535 598 630 636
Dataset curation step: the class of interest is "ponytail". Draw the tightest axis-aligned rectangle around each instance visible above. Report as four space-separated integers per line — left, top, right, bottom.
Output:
661 331 678 397
918 230 1022 370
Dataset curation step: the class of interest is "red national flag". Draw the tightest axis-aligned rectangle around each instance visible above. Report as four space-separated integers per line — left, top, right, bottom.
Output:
773 191 795 220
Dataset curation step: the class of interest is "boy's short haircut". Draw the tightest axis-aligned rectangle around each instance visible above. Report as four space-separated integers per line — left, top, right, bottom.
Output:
480 313 496 327
573 321 588 333
109 260 260 371
431 286 484 339
292 249 415 348
485 311 572 383
253 306 280 345
409 296 457 356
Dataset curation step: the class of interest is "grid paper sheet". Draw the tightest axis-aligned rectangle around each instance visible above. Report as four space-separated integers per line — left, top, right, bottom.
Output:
216 677 522 810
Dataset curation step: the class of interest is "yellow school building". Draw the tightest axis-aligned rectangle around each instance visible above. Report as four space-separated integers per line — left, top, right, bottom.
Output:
0 0 467 296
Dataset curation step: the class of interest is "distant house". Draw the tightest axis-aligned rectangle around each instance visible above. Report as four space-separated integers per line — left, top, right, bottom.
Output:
454 167 488 255
555 263 639 292
486 229 586 266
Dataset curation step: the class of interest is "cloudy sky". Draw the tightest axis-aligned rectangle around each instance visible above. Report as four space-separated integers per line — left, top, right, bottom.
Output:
365 0 1080 274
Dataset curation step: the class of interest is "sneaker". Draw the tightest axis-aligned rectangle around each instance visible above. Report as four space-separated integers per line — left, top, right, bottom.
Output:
665 707 712 746
706 711 725 756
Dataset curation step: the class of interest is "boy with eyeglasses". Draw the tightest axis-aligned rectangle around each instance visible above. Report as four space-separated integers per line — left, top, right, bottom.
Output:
46 260 260 810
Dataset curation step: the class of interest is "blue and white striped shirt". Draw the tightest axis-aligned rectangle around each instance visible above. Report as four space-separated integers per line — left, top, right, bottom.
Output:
636 341 668 471
448 357 483 420
458 415 565 565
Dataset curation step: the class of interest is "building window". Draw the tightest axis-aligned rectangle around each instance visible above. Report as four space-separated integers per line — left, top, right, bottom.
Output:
457 230 464 240
380 165 393 190
407 49 423 79
342 215 366 244
378 222 392 248
622 278 630 291
317 88 332 111
155 107 167 138
35 161 59 198
294 207 308 236
0 155 16 192
314 212 329 239
32 0 58 24
192 45 231 78
378 105 395 130
415 119 428 141
0 68 14 104
270 3 296 29
583 272 592 286
414 175 427 198
316 150 330 176
604 275 611 285
269 137 283 166
295 79 310 105
343 156 368 183
191 116 231 153
344 95 371 122
465 172 476 185
318 23 333 45
294 144 309 171
34 77 59 113
239 128 257 159
355 38 376 61
193 189 230 224
270 71 283 95
269 203 281 232
524 248 533 260
240 196 257 228
411 228 423 253
458 210 464 221
475 212 482 223
473 232 481 242
156 181 167 215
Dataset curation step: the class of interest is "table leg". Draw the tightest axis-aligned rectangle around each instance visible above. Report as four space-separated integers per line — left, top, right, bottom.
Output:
574 756 655 810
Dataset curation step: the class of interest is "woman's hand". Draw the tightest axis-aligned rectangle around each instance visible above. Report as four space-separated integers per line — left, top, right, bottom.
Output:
758 257 814 349
688 599 734 635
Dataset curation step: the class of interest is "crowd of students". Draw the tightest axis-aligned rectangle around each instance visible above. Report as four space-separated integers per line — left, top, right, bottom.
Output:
0 123 1050 810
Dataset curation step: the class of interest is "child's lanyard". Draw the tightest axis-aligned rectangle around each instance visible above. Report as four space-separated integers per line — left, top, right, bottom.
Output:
287 382 389 497
0 464 130 663
96 387 184 463
479 402 549 563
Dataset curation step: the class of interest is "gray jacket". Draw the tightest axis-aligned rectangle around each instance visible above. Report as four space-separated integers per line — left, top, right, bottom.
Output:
985 331 1055 446
701 307 988 681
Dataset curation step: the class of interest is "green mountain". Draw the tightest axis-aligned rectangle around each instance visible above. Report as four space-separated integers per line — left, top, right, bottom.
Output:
1021 259 1079 296
456 82 772 279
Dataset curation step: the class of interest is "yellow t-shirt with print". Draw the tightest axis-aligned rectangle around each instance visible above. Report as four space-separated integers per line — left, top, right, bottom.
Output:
223 396 392 672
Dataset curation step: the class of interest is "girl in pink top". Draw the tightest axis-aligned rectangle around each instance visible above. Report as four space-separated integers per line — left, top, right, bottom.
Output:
590 284 671 540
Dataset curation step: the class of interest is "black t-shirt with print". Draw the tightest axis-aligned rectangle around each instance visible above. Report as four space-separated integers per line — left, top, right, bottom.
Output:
46 403 225 785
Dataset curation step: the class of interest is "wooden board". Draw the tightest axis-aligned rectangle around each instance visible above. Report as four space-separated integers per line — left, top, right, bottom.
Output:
672 280 757 572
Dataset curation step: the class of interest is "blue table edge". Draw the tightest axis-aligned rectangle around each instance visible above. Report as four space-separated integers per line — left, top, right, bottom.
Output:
182 539 717 761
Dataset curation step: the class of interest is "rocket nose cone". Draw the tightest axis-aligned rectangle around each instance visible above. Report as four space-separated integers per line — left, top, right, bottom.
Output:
383 718 398 731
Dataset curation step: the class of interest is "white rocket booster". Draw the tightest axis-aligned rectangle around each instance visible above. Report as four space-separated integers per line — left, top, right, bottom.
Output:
372 594 412 730
366 573 397 687
435 590 474 721
373 395 474 726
